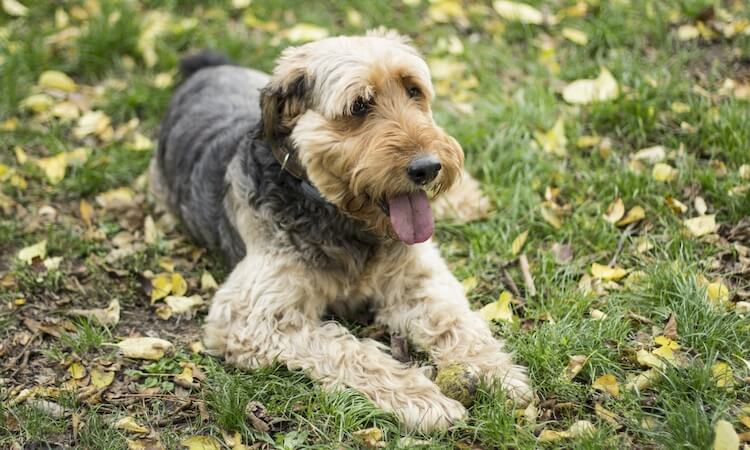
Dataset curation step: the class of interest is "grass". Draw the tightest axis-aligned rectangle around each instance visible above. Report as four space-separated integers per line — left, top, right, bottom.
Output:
1 0 749 448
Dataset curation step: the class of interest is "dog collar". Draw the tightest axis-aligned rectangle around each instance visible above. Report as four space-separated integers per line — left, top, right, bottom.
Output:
270 141 325 202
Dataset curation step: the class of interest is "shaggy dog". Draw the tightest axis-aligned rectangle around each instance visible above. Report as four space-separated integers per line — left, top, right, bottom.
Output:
151 29 531 431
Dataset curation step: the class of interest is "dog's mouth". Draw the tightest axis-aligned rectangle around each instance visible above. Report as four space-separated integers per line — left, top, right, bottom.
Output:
379 191 434 245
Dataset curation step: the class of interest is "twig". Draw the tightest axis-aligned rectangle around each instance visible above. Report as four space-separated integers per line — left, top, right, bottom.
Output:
609 223 637 267
154 400 193 426
518 254 536 297
501 268 521 298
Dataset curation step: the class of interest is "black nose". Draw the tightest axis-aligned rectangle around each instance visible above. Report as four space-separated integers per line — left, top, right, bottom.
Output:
407 156 441 185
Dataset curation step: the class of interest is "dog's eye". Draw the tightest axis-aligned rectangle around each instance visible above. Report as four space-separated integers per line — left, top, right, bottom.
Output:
351 97 371 116
407 86 422 98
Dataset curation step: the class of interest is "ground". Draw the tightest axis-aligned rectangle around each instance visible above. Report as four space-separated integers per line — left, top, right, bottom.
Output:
1 0 750 449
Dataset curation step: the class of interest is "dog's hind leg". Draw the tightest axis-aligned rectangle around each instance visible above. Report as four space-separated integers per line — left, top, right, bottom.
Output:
203 253 466 432
373 244 532 405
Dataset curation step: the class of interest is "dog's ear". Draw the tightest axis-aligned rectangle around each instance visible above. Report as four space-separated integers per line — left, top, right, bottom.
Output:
260 49 310 141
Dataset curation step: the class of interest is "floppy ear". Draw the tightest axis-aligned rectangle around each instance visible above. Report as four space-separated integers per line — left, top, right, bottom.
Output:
260 49 310 141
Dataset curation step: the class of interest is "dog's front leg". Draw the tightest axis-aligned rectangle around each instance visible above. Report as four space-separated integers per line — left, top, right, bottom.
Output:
204 253 466 432
375 244 532 404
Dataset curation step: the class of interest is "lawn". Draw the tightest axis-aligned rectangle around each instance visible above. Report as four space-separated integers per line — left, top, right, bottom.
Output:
1 0 750 448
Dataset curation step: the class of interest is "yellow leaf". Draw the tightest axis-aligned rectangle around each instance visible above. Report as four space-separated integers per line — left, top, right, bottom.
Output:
563 354 588 380
671 101 691 114
626 368 660 391
665 196 688 214
68 299 120 326
632 145 666 164
73 111 112 140
538 429 571 442
170 272 188 296
150 273 173 303
117 337 173 360
616 206 645 226
1 117 19 130
592 373 620 397
280 24 328 43
576 135 601 148
493 1 543 25
428 0 465 23
739 415 750 429
511 230 529 255
38 70 77 92
712 362 733 388
677 24 699 41
115 416 149 434
164 295 203 316
2 0 27 17
127 439 165 450
51 101 80 121
707 281 730 305
18 240 47 264
95 187 136 210
654 336 679 350
68 362 86 380
684 215 717 237
200 271 219 291
540 204 562 229
652 163 678 182
181 436 221 450
21 93 54 113
591 263 628 281
534 117 567 156
562 27 588 45
603 198 625 224
14 146 27 164
352 427 384 448
79 199 94 227
569 420 596 438
91 367 115 389
174 366 194 387
712 420 739 450
479 291 514 323
739 164 750 180
461 276 478 294
695 196 708 215
35 153 68 184
636 349 666 369
562 67 619 105
595 403 620 427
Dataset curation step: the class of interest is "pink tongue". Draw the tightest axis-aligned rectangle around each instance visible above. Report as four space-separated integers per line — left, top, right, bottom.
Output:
388 191 434 245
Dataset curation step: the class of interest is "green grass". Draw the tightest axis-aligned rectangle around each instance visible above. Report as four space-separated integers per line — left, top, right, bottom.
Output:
2 0 750 448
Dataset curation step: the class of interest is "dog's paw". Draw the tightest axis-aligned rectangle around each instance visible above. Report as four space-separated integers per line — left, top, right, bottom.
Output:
394 392 467 432
498 365 533 405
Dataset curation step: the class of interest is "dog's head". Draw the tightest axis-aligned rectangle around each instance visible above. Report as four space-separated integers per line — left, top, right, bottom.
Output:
260 29 464 244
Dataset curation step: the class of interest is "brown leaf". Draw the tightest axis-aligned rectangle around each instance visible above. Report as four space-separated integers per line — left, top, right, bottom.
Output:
663 313 678 340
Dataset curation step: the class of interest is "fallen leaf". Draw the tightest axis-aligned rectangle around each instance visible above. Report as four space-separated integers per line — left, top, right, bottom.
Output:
90 367 115 389
592 373 620 397
740 164 750 180
713 420 740 450
540 204 563 229
164 295 203 316
115 416 149 434
712 362 733 389
479 291 514 323
68 299 120 326
684 215 717 237
663 313 678 340
562 67 619 105
591 263 628 281
21 93 54 113
181 436 221 450
79 199 94 227
461 276 478 294
127 439 165 450
352 427 384 449
551 242 573 264
171 272 187 296
637 349 666 369
493 1 543 24
695 196 708 215
707 281 730 305
35 153 69 184
68 362 86 380
280 23 328 43
117 337 173 360
562 27 588 45
665 196 688 214
595 403 620 427
511 230 529 255
590 309 607 320
569 420 596 438
626 368 660 391
616 206 645 226
95 187 135 211
2 0 27 16
150 273 173 302
632 145 666 163
653 163 678 182
603 198 625 224
18 240 47 264
38 70 77 92
200 271 219 291
563 355 588 380
538 429 570 442
535 117 567 156
677 24 699 41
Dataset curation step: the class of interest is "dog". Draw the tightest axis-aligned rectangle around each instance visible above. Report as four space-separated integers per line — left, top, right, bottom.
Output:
150 29 531 432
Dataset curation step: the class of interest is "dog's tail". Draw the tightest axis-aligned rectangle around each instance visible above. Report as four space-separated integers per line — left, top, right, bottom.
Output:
179 50 232 79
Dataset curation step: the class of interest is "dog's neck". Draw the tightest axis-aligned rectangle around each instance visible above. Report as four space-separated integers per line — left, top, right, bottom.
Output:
269 138 325 202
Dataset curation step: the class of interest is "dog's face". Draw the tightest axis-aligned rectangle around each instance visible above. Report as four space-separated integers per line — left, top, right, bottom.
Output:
260 29 464 244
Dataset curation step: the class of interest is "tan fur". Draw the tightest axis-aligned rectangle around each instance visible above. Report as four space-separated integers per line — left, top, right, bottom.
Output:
201 31 531 432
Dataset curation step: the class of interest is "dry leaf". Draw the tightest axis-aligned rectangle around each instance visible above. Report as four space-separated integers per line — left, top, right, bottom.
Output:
591 263 628 281
79 199 94 227
68 362 86 380
626 368 660 391
595 403 620 427
695 196 708 215
117 337 173 360
2 0 27 16
652 163 678 182
569 420 596 438
603 198 625 224
352 427 384 449
21 93 54 113
461 276 478 294
511 230 529 255
535 117 568 157
665 196 688 214
538 429 570 442
479 291 514 323
493 1 543 24
164 295 203 316
616 206 645 226
562 27 588 45
38 70 77 92
181 436 221 450
90 367 115 389
551 242 573 264
200 271 219 291
632 145 666 163
95 187 135 210
592 373 620 397
636 349 666 369
713 420 740 450
706 281 730 305
663 313 678 340
115 416 149 434
712 362 733 388
74 111 112 140
280 23 328 43
563 355 588 380
18 240 47 264
684 215 717 237
150 273 173 302
562 68 619 105
68 299 120 326
590 309 607 320
127 439 165 450
540 204 563 229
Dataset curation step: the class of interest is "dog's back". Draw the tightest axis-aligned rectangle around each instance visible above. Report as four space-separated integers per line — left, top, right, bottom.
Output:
152 53 269 263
